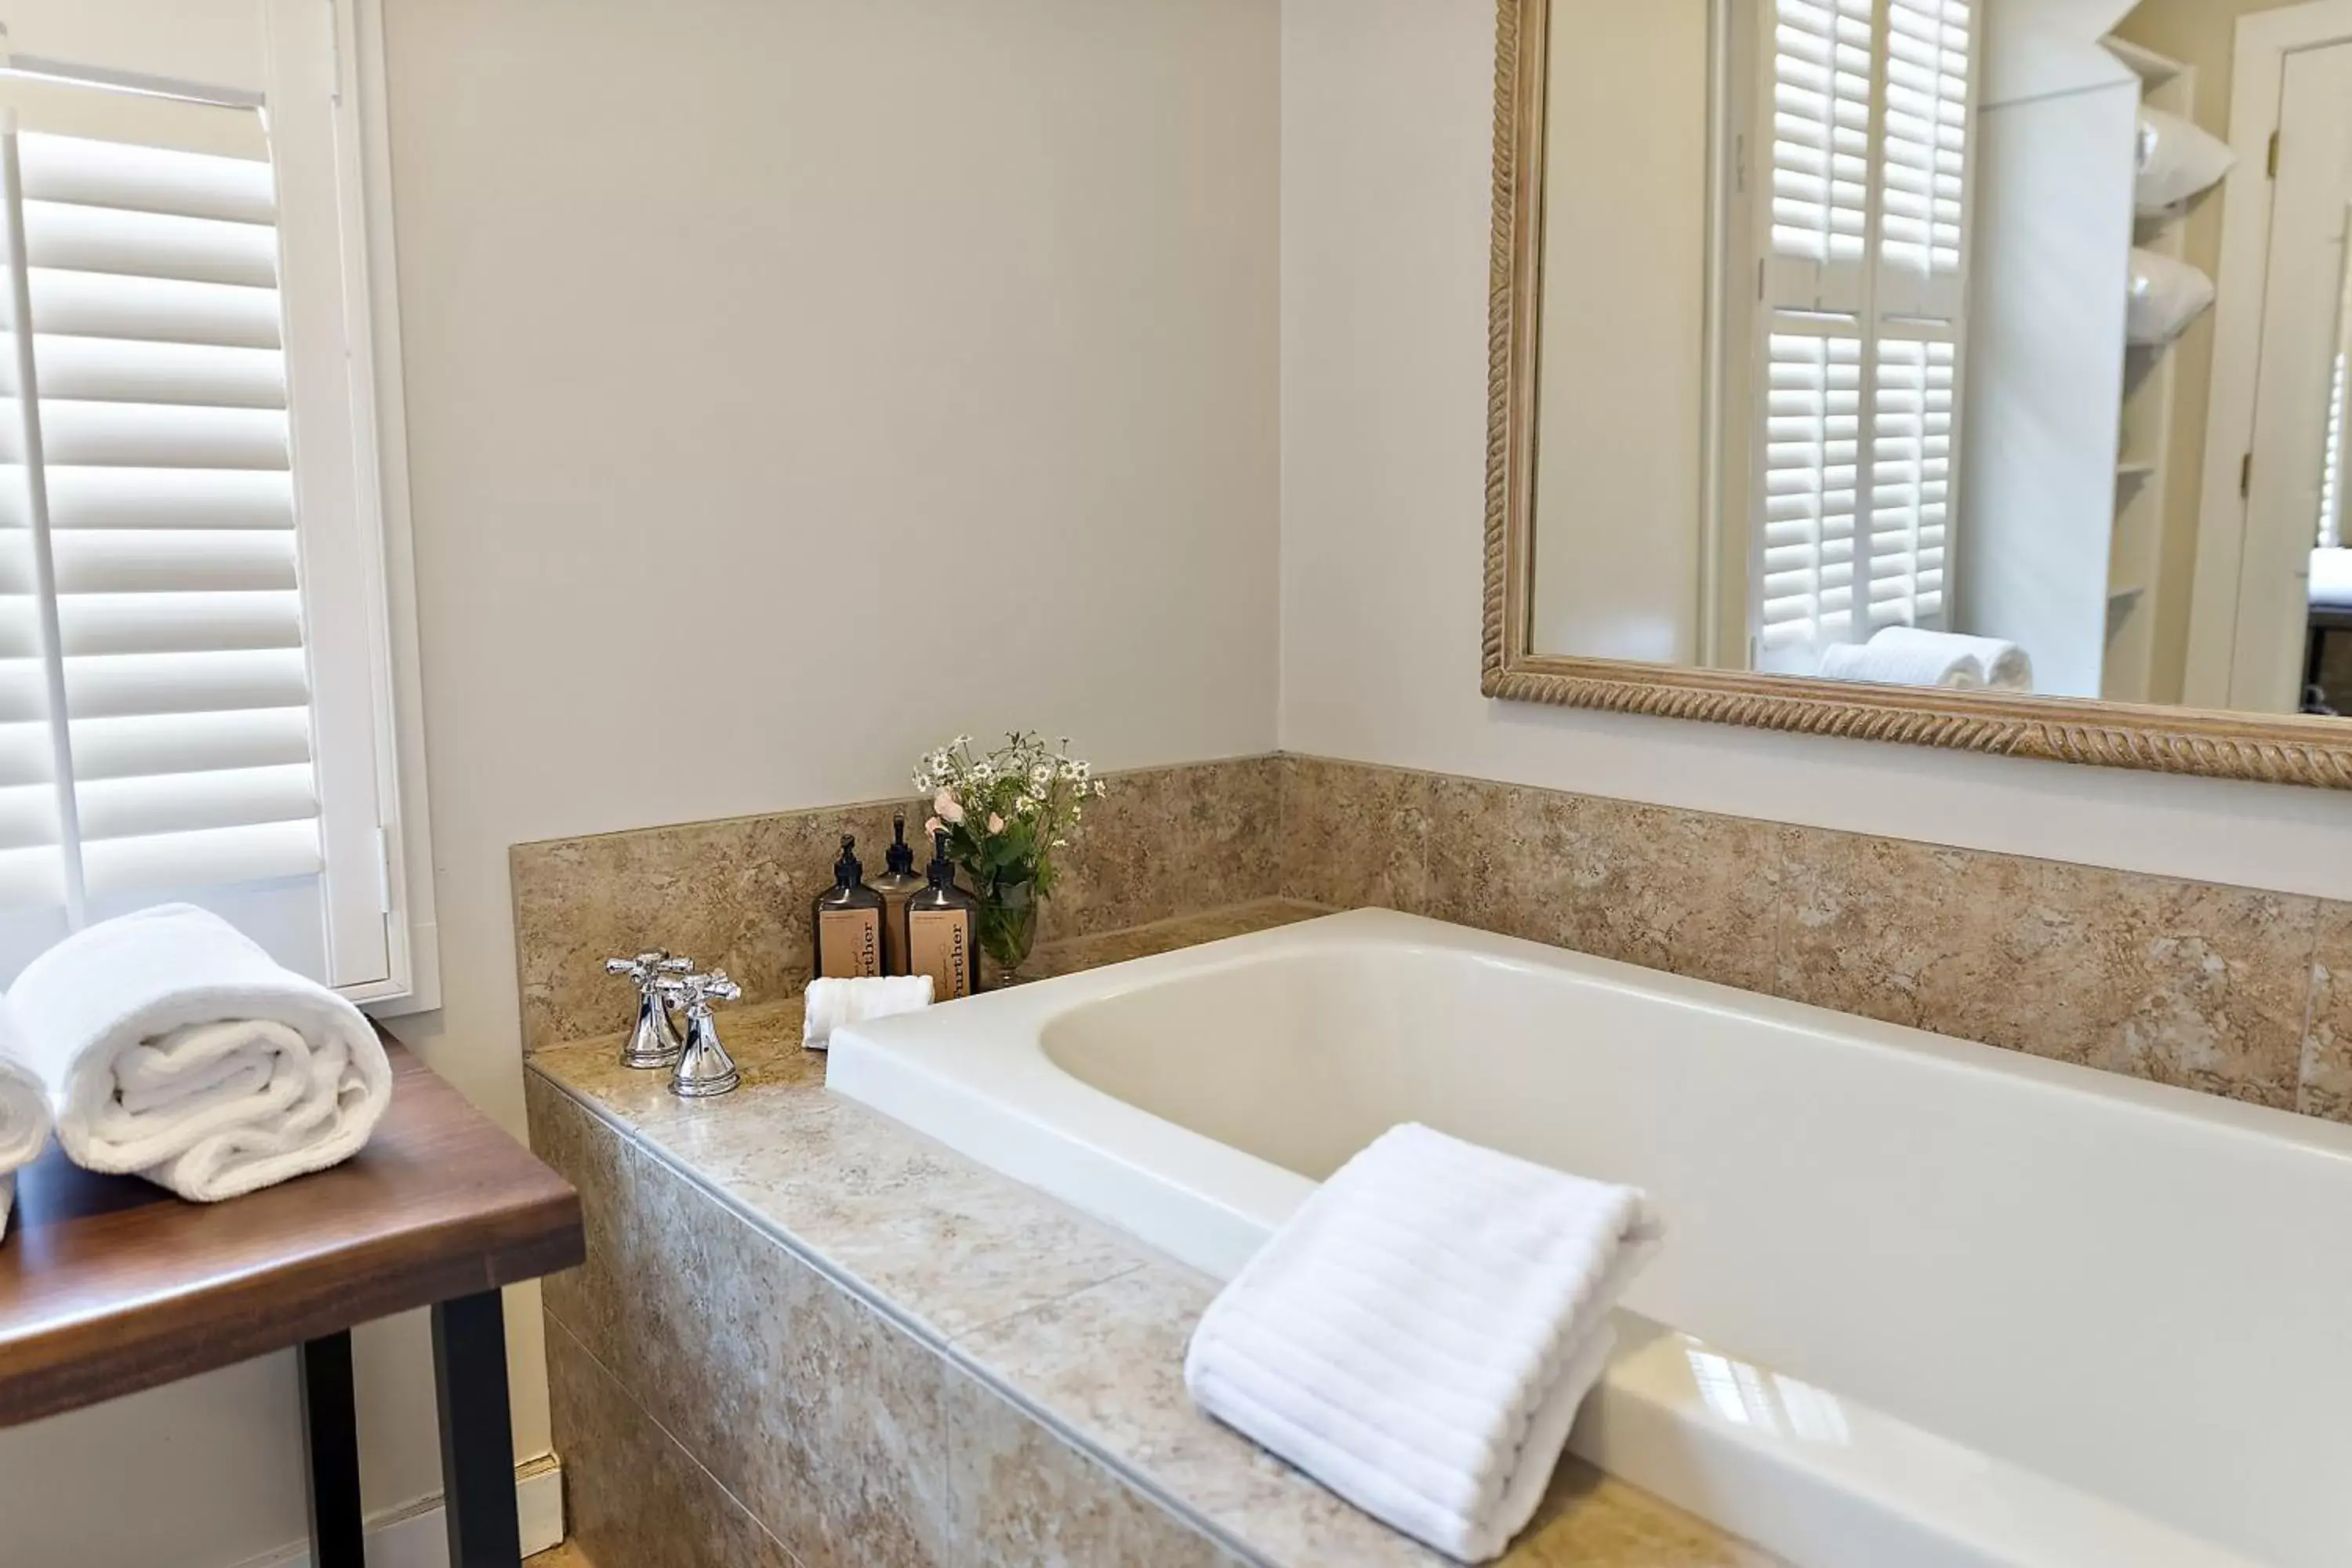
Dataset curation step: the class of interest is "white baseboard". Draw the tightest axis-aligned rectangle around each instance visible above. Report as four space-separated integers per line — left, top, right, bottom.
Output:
234 1455 563 1568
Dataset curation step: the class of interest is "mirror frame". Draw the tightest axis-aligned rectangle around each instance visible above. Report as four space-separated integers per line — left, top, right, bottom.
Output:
1480 0 2352 789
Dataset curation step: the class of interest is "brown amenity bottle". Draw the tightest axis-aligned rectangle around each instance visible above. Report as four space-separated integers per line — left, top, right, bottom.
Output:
812 833 884 978
874 814 925 976
905 829 980 1000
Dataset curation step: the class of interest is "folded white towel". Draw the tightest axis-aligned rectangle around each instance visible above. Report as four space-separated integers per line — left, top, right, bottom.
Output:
0 1005 51 1242
1817 637 1986 690
8 905 390 1203
1184 1123 1661 1563
1867 626 2033 692
801 974 934 1051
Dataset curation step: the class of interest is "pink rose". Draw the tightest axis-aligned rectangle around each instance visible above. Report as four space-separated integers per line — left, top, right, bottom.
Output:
987 813 1006 834
933 789 964 825
924 816 944 837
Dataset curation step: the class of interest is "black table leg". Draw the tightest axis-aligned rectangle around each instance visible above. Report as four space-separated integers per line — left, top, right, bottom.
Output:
433 1289 522 1568
299 1331 366 1568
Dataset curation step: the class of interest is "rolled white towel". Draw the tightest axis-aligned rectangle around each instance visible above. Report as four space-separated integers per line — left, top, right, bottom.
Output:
0 1004 52 1242
1868 626 2033 692
1817 638 1987 690
801 974 934 1052
7 904 390 1203
1185 1123 1661 1563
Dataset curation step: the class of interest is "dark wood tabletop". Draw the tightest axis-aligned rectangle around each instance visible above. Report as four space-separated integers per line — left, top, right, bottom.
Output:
0 1039 584 1427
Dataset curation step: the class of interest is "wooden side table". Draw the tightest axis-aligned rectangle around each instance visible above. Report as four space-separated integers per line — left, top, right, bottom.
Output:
0 1041 586 1568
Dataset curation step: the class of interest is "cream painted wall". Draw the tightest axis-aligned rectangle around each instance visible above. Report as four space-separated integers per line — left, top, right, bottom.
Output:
1529 0 1711 666
375 0 1279 1534
1278 0 2352 902
0 2 1281 1564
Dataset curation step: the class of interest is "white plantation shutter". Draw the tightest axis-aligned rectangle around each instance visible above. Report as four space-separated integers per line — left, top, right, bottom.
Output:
1866 336 1954 628
1770 0 1874 261
1759 332 1861 652
2321 350 2344 551
1750 0 1976 670
1875 0 1970 293
0 111 327 923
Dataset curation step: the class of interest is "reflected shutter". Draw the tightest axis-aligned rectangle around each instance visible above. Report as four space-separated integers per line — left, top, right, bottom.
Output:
1751 0 1976 670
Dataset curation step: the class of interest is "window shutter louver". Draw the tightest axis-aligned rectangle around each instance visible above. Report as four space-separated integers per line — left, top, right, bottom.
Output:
1769 0 1875 313
1751 0 1974 668
1875 0 1970 290
2321 350 2344 552
1759 331 1861 654
1866 336 1954 628
0 122 321 918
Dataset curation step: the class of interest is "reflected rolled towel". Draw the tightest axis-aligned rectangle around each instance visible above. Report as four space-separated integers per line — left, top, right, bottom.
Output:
0 1005 52 1242
7 904 390 1203
1817 639 1987 690
1185 1123 1662 1563
1868 626 2032 692
802 974 934 1052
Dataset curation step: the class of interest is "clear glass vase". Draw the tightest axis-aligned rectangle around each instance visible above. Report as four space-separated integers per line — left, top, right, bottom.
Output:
977 874 1040 988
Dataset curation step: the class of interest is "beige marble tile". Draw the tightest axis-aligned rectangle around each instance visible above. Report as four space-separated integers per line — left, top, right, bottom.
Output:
1042 756 1287 943
545 1318 795 1568
514 759 1283 1051
513 797 906 1051
1509 1460 1788 1567
951 1265 1785 1567
2299 902 2352 1122
1421 774 1785 993
946 1364 1243 1568
1025 898 1328 981
530 1078 953 1568
1278 756 1433 913
1777 830 2318 1108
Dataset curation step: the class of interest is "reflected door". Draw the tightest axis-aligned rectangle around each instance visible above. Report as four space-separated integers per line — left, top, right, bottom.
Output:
2234 36 2352 711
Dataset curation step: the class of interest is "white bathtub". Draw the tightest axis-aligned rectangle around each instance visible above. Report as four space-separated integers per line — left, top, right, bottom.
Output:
827 909 2352 1567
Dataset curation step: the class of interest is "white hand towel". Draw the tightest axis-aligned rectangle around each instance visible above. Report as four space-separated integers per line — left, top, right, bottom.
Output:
1868 626 2033 692
801 974 934 1051
8 904 391 1203
1184 1123 1661 1563
0 1003 52 1242
1817 638 1986 690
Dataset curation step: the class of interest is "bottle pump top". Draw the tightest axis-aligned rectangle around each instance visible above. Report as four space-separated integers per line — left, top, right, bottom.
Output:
834 834 862 887
885 815 916 878
927 829 956 887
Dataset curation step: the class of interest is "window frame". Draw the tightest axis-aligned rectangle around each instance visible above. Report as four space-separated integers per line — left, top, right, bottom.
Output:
0 0 437 1005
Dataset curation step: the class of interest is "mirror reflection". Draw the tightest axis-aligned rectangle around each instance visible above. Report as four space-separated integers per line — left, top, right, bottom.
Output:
1529 0 2352 717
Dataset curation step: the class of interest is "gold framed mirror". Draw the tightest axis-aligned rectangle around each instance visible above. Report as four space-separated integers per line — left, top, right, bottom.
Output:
1483 0 2352 788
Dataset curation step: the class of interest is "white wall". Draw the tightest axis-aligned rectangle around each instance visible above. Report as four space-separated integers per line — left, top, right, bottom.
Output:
1529 0 1711 665
1278 0 2352 902
1 2 1283 1564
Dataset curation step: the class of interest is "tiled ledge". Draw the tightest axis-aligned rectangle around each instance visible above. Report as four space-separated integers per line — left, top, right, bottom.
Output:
1279 756 2350 1121
525 902 1784 1568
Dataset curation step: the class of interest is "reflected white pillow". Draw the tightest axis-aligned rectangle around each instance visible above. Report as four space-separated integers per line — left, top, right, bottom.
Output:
2136 107 2234 213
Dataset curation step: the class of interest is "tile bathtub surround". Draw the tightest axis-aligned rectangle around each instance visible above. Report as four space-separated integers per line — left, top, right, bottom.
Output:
510 754 1284 1051
1279 755 2346 1119
512 748 2343 1118
525 906 1788 1568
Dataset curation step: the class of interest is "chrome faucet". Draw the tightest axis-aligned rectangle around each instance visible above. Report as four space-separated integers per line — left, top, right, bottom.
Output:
661 968 742 1098
604 951 693 1069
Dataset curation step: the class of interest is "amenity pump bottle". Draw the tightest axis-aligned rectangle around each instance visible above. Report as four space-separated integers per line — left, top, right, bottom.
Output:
905 829 979 1000
812 833 885 978
873 814 925 977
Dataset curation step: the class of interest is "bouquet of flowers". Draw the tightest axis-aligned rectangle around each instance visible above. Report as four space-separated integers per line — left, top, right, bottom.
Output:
913 731 1107 980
